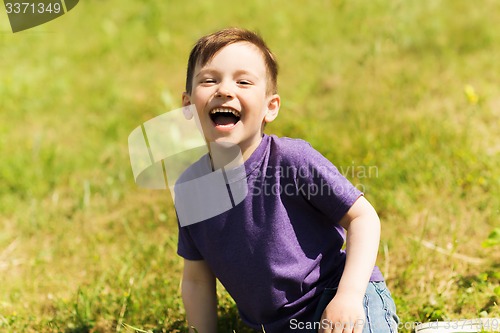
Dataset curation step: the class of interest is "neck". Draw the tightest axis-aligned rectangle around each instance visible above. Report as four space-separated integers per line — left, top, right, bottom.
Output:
207 135 264 170
208 141 245 171
240 135 264 161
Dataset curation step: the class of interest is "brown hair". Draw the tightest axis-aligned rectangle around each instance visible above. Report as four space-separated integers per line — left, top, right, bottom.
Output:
185 27 278 95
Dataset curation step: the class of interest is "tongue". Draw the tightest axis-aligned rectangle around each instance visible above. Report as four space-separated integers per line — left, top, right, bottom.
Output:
213 114 239 126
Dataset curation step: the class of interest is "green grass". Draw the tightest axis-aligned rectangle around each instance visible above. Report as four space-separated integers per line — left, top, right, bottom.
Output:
1 0 500 332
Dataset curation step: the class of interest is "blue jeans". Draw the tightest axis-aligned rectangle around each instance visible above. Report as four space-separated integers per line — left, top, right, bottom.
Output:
309 281 399 333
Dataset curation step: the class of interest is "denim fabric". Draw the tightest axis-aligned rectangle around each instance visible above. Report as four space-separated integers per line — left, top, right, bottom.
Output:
309 281 399 333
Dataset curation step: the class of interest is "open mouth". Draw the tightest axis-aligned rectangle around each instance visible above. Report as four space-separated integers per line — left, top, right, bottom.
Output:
209 108 241 127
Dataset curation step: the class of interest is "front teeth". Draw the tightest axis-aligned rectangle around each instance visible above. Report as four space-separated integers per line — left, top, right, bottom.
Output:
210 108 240 117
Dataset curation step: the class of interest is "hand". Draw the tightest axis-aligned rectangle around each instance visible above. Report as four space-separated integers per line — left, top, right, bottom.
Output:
318 292 366 333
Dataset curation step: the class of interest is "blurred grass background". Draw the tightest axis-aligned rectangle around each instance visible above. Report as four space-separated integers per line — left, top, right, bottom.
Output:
1 0 499 332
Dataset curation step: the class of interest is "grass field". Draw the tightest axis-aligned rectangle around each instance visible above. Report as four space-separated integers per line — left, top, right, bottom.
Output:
1 0 499 332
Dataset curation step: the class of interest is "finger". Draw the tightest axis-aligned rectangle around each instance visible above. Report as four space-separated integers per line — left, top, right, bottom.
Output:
332 321 344 333
318 317 331 333
342 320 354 333
352 318 364 333
341 319 358 333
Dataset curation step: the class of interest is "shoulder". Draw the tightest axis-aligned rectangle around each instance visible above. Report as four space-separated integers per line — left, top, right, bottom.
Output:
266 135 341 175
267 135 315 164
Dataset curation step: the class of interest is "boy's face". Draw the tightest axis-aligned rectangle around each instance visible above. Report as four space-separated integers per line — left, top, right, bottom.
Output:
183 42 280 160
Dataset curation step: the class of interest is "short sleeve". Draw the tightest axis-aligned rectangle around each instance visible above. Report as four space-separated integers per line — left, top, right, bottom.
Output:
177 221 204 260
292 142 363 224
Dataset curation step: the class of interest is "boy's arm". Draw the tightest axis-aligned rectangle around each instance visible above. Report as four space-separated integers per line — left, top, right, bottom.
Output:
181 259 217 333
319 196 381 333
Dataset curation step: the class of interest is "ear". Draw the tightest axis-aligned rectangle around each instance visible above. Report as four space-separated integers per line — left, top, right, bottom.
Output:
181 92 195 120
264 94 280 123
182 92 191 106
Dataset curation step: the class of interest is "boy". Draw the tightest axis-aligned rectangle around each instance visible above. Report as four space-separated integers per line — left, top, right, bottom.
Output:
176 27 399 333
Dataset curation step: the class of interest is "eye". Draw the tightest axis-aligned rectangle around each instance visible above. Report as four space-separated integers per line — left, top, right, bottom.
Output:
237 80 252 86
198 77 217 86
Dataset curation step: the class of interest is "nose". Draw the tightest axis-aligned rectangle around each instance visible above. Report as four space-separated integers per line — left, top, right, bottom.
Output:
215 82 234 99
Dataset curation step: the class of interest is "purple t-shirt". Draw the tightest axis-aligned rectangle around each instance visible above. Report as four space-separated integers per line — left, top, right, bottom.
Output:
177 134 383 332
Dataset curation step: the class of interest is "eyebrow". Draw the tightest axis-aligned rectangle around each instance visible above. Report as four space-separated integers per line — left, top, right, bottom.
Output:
234 69 259 78
194 68 259 79
194 69 217 78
